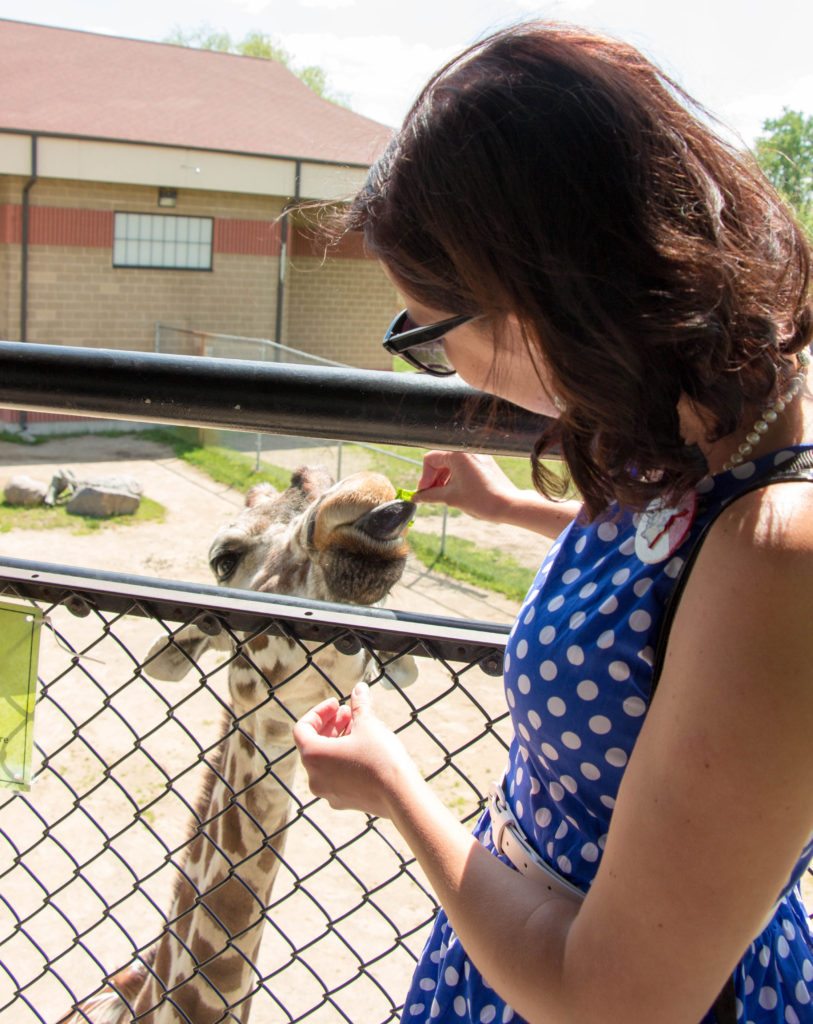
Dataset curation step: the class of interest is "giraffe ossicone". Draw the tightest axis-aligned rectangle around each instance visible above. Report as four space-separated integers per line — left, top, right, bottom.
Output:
60 466 417 1024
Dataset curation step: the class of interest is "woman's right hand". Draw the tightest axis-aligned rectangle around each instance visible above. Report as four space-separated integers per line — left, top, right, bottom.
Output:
414 451 521 522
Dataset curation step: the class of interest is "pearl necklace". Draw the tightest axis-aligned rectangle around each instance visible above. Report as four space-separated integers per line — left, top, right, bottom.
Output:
722 349 810 472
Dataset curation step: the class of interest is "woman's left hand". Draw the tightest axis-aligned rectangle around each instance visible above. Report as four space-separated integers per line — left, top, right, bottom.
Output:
293 683 425 818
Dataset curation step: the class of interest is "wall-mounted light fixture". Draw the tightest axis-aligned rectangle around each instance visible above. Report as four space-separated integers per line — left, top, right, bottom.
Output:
157 188 177 208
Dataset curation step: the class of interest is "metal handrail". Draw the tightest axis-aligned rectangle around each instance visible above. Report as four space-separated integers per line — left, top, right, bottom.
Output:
0 341 549 455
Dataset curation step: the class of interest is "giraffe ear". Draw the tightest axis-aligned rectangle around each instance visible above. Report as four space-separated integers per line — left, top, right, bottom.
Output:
245 482 278 508
144 622 232 681
371 653 419 690
289 465 334 501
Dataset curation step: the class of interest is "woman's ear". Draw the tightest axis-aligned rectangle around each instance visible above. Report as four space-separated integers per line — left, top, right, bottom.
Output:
675 393 714 447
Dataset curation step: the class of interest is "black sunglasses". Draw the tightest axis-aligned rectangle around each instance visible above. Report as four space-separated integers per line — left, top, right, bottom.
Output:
382 309 474 376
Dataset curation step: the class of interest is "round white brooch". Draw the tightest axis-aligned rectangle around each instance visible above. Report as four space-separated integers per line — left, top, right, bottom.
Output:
634 490 697 565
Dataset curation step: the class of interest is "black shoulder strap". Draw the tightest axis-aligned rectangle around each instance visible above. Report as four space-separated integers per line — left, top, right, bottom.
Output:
647 448 813 1024
650 448 813 698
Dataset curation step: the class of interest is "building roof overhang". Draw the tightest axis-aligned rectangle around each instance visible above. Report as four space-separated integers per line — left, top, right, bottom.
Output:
0 19 394 199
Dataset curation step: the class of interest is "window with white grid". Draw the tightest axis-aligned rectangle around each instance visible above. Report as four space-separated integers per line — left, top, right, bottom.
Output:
113 213 213 270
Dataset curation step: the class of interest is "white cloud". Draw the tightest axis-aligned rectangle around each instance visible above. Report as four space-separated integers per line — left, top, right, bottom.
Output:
299 0 356 7
512 0 596 12
277 32 460 126
227 0 272 14
714 72 813 148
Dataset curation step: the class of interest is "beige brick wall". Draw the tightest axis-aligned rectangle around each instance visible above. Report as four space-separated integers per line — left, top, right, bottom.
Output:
0 178 283 351
20 246 279 351
286 256 399 370
0 178 19 204
1 176 398 362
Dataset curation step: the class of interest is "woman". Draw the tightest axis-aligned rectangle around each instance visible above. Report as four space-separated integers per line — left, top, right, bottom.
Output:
292 22 813 1024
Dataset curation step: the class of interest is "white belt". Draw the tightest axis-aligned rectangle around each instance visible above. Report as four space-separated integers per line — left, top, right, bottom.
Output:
487 783 785 934
487 782 584 903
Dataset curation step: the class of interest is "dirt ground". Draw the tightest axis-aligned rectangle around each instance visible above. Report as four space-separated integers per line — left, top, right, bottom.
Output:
0 433 546 1023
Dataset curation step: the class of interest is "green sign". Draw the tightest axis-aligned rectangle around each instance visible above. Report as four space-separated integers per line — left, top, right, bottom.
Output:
0 600 42 791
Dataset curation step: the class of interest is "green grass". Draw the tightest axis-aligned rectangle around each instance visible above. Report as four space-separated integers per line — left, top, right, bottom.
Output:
408 530 536 603
0 496 166 535
181 446 291 492
344 439 564 491
392 356 418 373
141 429 292 493
0 430 46 446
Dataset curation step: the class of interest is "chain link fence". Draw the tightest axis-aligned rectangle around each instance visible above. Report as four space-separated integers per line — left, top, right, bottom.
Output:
0 565 510 1023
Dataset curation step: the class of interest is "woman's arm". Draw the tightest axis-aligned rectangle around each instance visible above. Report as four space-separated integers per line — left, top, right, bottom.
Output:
295 482 813 1024
414 451 580 538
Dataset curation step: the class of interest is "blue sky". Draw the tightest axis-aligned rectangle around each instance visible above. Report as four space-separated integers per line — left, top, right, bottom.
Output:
1 0 811 145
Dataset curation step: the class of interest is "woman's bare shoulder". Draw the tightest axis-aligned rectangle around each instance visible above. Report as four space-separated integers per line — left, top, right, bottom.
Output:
706 471 813 561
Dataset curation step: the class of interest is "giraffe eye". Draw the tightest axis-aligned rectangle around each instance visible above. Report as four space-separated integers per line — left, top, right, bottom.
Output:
212 551 240 582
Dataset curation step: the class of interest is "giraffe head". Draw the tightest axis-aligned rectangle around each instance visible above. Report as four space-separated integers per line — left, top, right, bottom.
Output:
145 467 417 689
208 466 414 605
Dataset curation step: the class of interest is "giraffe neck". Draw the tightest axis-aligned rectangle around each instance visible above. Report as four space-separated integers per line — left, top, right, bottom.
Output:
131 694 297 1024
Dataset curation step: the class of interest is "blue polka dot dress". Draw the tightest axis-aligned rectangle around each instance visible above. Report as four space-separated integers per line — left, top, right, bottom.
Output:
401 444 813 1024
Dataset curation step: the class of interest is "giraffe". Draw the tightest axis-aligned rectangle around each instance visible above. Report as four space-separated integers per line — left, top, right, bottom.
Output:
60 466 417 1024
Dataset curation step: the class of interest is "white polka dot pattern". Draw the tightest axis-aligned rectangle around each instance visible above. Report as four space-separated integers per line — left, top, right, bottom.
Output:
400 445 813 1024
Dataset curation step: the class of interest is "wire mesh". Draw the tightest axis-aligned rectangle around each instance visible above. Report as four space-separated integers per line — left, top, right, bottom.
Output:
0 575 511 1024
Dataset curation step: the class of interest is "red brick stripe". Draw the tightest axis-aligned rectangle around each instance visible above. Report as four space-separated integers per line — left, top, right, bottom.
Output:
213 218 282 256
0 204 22 244
0 204 112 246
33 207 113 247
0 205 373 259
0 409 95 424
291 228 367 259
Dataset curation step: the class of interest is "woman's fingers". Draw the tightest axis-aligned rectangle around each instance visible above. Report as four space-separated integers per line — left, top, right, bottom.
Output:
293 697 343 746
416 452 453 493
413 451 516 521
293 686 418 817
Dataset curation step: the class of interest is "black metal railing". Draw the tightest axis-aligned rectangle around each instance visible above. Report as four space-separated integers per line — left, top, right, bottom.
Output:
0 341 548 454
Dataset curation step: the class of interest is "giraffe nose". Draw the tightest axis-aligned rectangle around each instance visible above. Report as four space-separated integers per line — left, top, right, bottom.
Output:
355 500 416 540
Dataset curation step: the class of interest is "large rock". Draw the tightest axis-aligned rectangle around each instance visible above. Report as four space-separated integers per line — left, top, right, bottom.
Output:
4 475 48 507
66 485 141 518
85 474 143 497
45 469 144 507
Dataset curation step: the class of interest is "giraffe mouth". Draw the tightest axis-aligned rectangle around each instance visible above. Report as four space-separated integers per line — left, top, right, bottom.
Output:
354 499 416 541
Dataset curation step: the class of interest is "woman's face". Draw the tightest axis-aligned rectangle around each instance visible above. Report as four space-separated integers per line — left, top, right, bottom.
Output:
390 283 562 418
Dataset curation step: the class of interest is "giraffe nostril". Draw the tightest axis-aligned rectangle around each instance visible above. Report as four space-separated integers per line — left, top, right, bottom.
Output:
355 500 416 541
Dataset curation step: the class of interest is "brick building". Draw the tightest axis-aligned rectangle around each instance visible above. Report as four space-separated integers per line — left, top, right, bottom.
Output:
0 20 400 378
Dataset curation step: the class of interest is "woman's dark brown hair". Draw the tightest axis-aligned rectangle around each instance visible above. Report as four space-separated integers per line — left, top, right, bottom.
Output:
345 21 812 517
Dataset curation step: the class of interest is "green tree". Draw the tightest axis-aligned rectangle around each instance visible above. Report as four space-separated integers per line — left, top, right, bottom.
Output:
165 24 348 106
754 108 813 237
